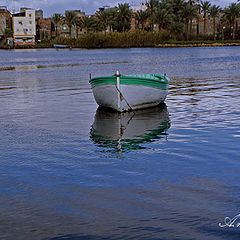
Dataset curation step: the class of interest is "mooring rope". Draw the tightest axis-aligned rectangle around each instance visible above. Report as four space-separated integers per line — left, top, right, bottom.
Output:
114 71 135 113
115 85 135 113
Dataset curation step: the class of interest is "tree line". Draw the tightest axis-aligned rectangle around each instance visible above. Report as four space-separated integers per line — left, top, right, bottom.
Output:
52 0 240 41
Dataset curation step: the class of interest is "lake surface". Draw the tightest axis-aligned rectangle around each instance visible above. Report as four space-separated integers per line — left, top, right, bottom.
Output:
0 47 239 240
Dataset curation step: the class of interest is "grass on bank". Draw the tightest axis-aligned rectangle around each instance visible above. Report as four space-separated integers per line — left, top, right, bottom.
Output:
2 31 240 49
42 31 240 48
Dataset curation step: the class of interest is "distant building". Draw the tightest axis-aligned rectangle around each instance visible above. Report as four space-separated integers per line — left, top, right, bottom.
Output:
20 7 29 12
96 7 117 32
59 10 86 38
36 18 52 41
98 5 111 12
130 3 149 31
131 3 147 12
0 6 12 39
68 9 85 16
35 8 52 41
12 8 36 46
59 23 69 38
35 9 43 20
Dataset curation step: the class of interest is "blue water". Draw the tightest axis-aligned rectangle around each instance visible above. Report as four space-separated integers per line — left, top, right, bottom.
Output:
0 47 240 240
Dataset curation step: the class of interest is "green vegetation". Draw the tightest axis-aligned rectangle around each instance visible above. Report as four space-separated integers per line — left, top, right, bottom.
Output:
65 11 77 37
36 31 240 49
44 0 240 48
0 28 13 48
52 13 62 37
3 0 240 49
209 5 221 40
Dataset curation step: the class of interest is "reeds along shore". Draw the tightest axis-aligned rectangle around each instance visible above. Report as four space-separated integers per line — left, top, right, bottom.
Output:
2 31 240 49
38 31 240 49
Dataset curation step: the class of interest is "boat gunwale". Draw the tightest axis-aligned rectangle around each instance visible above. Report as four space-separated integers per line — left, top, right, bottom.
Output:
89 74 169 85
90 78 169 90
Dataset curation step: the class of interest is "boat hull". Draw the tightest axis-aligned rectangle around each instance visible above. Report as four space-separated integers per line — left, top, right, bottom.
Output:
92 84 168 112
53 44 69 49
90 74 169 112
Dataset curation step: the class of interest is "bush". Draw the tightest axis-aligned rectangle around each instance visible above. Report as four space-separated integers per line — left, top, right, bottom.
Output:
34 31 240 49
46 31 172 48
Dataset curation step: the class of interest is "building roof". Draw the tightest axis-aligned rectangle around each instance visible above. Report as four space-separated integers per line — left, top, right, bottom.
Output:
0 6 7 10
0 6 10 14
12 12 25 17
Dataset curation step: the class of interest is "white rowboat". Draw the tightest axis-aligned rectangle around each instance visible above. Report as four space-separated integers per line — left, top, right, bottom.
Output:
89 71 170 112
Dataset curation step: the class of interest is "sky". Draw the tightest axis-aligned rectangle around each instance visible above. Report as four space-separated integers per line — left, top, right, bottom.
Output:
0 0 235 17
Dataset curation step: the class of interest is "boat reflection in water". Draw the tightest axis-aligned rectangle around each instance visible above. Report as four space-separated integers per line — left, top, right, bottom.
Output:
90 104 170 152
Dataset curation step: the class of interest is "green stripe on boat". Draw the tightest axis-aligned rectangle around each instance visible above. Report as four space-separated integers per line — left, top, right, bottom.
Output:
90 74 169 90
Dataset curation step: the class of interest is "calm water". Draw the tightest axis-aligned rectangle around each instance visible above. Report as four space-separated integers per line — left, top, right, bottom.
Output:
0 47 239 240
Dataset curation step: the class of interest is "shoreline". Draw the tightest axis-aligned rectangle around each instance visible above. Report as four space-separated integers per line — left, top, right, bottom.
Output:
1 42 240 50
156 42 240 48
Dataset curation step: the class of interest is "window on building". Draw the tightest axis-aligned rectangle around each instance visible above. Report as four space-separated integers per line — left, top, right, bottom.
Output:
19 21 23 25
29 21 32 24
29 14 32 17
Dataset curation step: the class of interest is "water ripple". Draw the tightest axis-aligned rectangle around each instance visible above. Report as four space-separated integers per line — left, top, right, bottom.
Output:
0 47 240 240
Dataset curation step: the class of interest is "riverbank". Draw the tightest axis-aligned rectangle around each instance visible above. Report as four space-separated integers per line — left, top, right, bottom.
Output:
156 41 240 48
1 31 240 49
3 41 239 50
30 31 240 49
2 42 240 50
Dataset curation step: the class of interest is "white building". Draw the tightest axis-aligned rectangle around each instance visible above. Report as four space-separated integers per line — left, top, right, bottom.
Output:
131 3 147 12
13 8 36 46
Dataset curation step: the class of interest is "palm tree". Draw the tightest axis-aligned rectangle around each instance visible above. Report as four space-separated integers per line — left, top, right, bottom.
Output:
65 11 77 37
182 2 198 39
223 3 240 40
209 5 221 40
95 10 109 32
194 1 201 35
169 0 186 22
52 13 62 37
187 0 199 35
0 13 4 34
135 10 148 30
83 16 98 32
146 0 159 31
200 0 211 34
116 3 132 32
163 0 185 37
1 28 13 46
3 28 12 38
75 16 84 38
154 5 173 31
103 8 119 32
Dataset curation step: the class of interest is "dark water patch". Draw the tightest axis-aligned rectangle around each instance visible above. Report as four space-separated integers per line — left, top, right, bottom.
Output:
0 86 16 91
0 61 129 72
0 66 15 71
